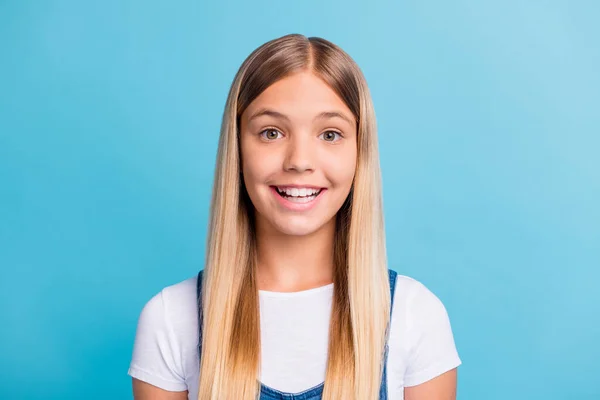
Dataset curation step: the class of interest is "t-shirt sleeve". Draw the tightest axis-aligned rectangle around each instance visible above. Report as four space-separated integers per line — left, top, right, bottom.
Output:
403 280 462 387
127 290 188 392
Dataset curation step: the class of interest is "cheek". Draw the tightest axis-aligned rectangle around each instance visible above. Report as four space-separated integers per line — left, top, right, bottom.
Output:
241 139 261 184
241 159 262 194
241 160 266 214
244 157 276 180
241 146 279 194
323 147 357 189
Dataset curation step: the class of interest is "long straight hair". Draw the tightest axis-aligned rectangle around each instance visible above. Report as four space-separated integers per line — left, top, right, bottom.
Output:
198 33 390 400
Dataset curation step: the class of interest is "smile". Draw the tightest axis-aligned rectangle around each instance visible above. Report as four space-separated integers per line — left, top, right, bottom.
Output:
269 186 326 210
275 186 322 202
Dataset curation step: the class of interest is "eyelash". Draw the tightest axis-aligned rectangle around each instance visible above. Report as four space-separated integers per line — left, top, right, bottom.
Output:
258 128 343 142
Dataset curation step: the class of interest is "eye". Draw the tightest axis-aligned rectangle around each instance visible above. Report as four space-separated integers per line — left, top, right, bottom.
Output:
319 130 342 142
259 128 283 141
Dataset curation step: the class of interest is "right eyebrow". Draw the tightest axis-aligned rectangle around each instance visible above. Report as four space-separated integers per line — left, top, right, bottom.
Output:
247 108 290 123
247 108 356 126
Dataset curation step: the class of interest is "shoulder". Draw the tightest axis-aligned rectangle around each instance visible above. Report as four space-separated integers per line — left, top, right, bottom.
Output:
145 275 199 338
392 274 447 316
136 276 198 348
161 275 199 313
390 273 454 333
128 275 199 390
388 272 462 387
138 275 198 325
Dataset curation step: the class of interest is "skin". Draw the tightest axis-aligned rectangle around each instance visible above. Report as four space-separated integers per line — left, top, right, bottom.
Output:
132 70 457 399
239 70 357 292
132 381 187 400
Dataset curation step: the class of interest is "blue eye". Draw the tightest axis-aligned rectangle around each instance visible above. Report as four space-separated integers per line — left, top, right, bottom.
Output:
260 129 282 140
319 131 342 142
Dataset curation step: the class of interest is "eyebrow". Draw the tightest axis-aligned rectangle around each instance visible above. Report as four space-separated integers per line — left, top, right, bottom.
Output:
247 108 356 125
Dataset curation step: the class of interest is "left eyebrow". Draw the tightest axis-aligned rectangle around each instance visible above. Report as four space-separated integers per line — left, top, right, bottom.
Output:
247 108 356 126
313 111 356 126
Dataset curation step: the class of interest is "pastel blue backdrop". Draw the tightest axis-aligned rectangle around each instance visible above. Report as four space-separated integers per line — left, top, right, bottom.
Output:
1 1 598 399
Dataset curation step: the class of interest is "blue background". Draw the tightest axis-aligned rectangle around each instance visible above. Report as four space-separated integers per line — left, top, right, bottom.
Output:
1 1 598 399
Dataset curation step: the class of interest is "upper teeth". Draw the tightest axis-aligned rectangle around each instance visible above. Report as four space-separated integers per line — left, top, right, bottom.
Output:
277 187 321 197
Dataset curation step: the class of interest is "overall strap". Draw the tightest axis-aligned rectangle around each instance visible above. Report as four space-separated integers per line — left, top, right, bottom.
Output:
379 268 399 400
388 269 398 309
196 269 204 359
196 269 399 398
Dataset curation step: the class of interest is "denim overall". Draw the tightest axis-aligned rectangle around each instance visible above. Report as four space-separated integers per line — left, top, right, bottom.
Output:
196 269 398 400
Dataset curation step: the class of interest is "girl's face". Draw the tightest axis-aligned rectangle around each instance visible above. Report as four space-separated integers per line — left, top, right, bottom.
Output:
239 71 358 237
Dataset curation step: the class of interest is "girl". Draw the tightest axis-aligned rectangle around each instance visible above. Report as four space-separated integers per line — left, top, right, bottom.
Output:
128 33 461 400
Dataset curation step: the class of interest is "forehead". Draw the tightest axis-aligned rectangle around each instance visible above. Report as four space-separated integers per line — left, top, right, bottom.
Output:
242 71 355 124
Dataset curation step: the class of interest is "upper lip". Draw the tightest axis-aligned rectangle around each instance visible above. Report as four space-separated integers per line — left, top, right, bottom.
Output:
271 184 326 190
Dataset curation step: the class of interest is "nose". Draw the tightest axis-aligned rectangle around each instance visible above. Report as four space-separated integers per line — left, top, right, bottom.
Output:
283 134 314 173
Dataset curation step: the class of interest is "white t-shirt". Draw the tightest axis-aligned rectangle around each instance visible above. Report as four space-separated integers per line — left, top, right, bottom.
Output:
128 273 461 400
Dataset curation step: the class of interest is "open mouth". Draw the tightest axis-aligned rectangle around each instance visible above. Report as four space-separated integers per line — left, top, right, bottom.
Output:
272 186 324 203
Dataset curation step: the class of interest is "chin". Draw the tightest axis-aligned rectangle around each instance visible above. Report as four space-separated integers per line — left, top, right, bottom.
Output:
271 219 323 237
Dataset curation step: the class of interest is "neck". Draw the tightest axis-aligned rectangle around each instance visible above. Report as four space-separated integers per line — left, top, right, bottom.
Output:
254 217 336 292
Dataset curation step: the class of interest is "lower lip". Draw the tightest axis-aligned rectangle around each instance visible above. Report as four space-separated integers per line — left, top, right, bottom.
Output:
270 187 326 211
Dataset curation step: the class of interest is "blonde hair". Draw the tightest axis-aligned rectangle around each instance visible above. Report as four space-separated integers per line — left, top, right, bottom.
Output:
198 33 390 400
